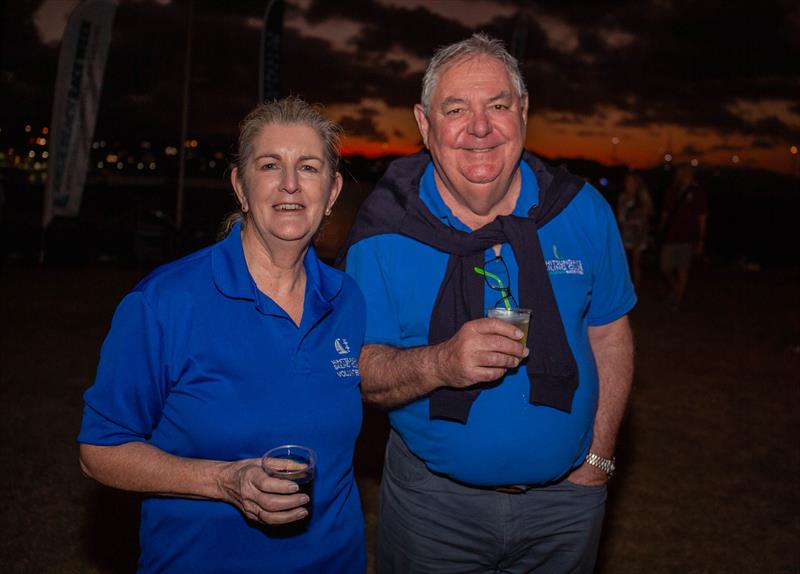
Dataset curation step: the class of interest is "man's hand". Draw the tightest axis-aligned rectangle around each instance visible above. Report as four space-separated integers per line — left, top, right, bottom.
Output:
433 317 529 388
566 462 609 487
359 317 528 408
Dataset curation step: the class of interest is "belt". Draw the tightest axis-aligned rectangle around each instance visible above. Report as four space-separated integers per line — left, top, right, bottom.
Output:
493 484 531 494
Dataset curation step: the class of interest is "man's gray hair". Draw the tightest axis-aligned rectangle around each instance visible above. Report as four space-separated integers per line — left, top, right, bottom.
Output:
420 33 527 115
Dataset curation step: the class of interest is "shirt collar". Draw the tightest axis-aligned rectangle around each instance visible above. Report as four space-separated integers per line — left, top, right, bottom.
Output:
211 223 342 316
418 158 541 230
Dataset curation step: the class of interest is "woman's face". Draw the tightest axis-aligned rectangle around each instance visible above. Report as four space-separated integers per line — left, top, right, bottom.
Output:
231 122 342 249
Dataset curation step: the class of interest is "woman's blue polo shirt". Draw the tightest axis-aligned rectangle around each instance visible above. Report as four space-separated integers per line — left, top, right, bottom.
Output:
79 225 366 573
345 160 636 486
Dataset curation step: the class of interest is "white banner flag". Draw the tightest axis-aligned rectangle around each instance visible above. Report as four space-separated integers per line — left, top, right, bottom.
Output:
43 0 118 227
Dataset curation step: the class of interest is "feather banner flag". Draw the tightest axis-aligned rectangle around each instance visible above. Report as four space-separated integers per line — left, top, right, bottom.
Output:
43 0 118 227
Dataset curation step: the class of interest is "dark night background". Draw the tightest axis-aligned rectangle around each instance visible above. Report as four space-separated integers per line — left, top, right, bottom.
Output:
1 1 799 573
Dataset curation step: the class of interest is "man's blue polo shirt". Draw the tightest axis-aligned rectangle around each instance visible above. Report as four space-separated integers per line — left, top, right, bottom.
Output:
79 224 366 573
345 160 636 486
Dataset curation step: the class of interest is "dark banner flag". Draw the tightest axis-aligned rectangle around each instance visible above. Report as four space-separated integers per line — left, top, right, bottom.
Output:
43 0 118 227
259 0 284 103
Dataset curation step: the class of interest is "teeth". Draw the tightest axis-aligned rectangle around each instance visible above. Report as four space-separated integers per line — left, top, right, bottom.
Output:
275 204 304 211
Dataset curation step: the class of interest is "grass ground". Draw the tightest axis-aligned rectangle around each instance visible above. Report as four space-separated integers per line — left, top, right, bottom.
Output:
1 260 798 573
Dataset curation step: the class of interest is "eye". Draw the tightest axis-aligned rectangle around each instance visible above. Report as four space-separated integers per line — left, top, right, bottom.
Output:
445 107 464 116
493 104 509 110
300 164 319 173
259 162 278 170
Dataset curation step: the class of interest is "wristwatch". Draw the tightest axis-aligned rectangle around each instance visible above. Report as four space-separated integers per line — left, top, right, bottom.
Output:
585 452 615 478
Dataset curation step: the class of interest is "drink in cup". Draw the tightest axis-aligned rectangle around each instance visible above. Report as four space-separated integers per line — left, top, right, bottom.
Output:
488 307 532 347
262 445 317 528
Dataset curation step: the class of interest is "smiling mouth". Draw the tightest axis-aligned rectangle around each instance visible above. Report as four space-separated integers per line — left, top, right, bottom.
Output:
274 203 305 211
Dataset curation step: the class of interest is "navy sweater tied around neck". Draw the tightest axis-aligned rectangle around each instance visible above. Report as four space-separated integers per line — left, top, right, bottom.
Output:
337 151 583 423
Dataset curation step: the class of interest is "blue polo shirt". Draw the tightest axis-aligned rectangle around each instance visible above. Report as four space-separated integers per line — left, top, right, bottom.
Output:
79 224 366 573
345 160 635 486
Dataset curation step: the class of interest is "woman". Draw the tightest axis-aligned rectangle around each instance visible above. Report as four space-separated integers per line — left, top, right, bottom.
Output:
78 98 366 573
616 171 652 290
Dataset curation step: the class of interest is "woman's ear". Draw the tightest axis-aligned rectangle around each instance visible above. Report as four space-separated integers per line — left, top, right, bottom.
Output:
231 168 249 213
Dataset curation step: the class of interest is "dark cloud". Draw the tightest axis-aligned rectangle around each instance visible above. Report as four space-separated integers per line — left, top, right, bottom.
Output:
2 0 798 158
339 107 389 142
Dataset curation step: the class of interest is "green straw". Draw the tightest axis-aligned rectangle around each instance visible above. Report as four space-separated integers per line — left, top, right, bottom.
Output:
473 266 512 310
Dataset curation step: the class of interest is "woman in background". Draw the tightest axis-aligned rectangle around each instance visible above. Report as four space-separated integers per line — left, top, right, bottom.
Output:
616 171 653 290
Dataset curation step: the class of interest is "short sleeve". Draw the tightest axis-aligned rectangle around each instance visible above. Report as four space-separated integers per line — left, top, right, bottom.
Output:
585 191 637 326
78 292 170 445
343 238 402 346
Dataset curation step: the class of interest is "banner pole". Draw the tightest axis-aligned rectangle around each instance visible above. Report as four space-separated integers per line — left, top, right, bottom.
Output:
175 0 194 232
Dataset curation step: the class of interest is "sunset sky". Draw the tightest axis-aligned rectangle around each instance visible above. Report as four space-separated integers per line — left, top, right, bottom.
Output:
3 0 799 175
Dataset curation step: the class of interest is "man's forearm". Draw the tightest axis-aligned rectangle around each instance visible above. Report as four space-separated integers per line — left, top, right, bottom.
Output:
359 343 444 408
587 316 634 458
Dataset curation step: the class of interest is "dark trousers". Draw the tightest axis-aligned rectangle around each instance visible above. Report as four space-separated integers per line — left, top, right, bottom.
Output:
377 431 607 574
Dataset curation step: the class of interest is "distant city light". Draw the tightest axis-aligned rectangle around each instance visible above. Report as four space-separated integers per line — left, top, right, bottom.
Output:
731 155 740 164
116 162 124 170
42 151 49 159
42 127 49 135
100 140 107 148
664 153 673 162
137 162 144 170
97 161 104 168
36 137 47 146
149 162 157 170
106 154 119 162
690 158 699 167
791 146 798 155
140 141 151 149
611 136 620 145
24 125 31 133
27 150 35 158
599 177 609 186
209 160 216 168
165 146 178 156
92 142 99 149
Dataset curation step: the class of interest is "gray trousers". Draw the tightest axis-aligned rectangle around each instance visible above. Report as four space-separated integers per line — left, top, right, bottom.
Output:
377 431 607 574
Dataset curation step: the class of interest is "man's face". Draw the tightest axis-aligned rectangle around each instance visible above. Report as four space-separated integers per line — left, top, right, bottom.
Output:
414 55 528 216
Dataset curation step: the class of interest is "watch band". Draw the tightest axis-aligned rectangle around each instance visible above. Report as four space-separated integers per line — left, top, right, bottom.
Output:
585 452 615 477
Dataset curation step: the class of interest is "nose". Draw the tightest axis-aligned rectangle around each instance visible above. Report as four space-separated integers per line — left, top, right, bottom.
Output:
281 168 299 194
467 108 492 138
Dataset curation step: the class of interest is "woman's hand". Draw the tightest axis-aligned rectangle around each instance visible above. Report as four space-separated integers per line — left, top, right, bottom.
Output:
217 458 309 525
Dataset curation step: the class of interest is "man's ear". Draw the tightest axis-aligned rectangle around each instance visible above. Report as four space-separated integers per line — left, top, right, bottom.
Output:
413 104 430 149
520 93 529 129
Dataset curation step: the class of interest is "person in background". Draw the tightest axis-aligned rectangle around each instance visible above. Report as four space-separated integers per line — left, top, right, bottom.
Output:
616 171 653 290
340 33 635 573
659 165 708 311
78 97 366 573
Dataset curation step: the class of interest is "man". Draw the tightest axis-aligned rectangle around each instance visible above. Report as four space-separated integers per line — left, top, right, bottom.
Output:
659 165 708 311
340 33 635 573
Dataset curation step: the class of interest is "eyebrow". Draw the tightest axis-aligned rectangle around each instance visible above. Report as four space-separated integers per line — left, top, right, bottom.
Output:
252 153 324 163
488 91 513 103
439 91 513 110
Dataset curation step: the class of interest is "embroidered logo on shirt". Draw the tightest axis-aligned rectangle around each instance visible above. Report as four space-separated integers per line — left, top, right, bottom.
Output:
331 338 358 378
330 357 359 378
546 244 584 275
334 338 351 355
